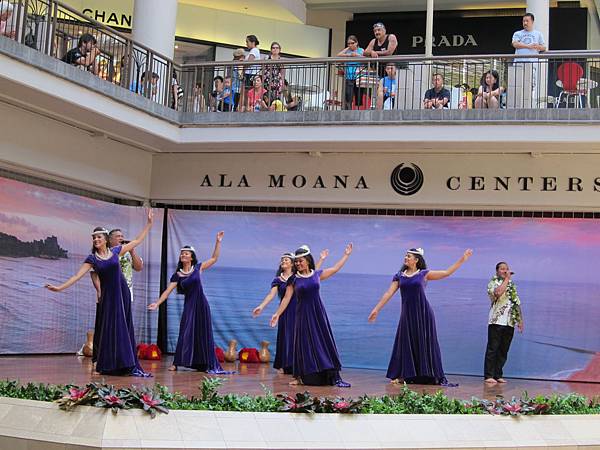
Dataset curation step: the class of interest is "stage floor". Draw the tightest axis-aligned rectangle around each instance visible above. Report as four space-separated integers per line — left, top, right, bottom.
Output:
1 354 600 400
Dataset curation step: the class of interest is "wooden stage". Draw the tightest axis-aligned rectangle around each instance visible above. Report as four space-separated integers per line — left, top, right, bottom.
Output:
1 354 600 400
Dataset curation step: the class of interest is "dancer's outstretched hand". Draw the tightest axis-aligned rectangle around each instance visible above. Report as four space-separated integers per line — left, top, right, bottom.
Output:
252 305 263 317
368 308 379 323
146 209 154 224
320 249 329 260
45 284 61 292
216 231 225 242
270 313 279 327
344 243 353 255
462 248 473 261
147 302 159 311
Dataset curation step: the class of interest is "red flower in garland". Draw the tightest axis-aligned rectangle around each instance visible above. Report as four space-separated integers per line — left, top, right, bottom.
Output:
103 394 124 406
68 387 89 401
503 403 522 414
141 393 161 408
333 401 350 410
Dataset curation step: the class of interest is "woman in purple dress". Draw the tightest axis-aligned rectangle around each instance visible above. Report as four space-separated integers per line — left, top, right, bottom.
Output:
45 209 153 377
369 247 473 385
253 249 328 374
148 232 228 373
270 244 353 387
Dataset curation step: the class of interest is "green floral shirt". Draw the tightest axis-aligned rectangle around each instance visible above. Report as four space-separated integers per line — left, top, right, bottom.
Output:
487 276 522 327
119 252 133 289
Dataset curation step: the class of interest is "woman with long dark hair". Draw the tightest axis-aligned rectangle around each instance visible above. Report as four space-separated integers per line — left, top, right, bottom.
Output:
270 244 352 386
253 248 328 374
148 232 228 373
369 247 473 385
475 70 504 109
45 209 154 377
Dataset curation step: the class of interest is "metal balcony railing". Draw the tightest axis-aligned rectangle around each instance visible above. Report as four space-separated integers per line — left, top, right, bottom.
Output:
2 0 600 115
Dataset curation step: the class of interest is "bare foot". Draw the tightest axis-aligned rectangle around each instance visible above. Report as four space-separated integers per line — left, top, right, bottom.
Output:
168 365 177 371
276 368 284 374
390 378 404 385
484 378 497 384
288 378 303 386
496 378 507 383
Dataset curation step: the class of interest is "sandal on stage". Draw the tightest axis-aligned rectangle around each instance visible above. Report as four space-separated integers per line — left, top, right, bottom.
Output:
335 379 351 388
131 368 152 377
390 378 404 385
168 365 177 371
288 378 303 386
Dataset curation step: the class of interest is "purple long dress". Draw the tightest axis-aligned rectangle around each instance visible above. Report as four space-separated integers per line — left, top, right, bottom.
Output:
171 263 225 372
272 275 296 374
84 246 148 376
290 270 346 386
386 269 447 384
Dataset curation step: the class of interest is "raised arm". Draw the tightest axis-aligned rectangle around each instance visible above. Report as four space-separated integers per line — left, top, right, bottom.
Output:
315 249 329 269
121 209 153 255
147 282 178 310
252 286 279 317
46 262 93 292
201 231 224 271
270 284 294 327
320 243 353 281
426 249 473 281
492 273 511 299
368 281 400 322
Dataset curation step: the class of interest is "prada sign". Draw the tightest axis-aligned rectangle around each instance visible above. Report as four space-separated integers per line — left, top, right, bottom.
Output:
347 8 587 55
150 153 600 208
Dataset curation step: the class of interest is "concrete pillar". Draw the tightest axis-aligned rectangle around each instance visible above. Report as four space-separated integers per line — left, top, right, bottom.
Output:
526 0 549 49
425 0 434 57
131 0 178 59
527 0 549 107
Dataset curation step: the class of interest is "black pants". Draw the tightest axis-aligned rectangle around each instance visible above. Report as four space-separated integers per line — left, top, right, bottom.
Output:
344 78 362 109
484 324 514 379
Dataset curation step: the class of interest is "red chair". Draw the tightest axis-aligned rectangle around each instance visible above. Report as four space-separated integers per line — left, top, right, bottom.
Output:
557 62 584 108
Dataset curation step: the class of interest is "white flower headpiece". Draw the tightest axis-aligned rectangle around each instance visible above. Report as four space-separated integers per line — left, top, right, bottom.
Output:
91 228 109 236
407 248 424 256
295 245 311 258
180 246 196 254
281 252 295 260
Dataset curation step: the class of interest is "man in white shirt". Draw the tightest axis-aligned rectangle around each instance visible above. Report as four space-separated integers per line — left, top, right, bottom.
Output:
511 13 547 107
512 13 546 59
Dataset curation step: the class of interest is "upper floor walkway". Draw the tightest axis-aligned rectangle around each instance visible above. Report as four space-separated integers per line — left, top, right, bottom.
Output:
1 0 600 155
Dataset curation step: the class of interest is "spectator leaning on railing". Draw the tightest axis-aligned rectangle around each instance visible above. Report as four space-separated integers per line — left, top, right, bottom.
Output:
337 35 365 110
364 22 398 77
62 33 100 75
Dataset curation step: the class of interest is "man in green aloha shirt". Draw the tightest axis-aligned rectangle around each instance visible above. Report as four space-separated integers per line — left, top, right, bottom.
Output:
484 261 524 384
108 228 143 300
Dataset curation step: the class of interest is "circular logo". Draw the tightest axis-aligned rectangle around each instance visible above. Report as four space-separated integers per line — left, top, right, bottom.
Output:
390 163 424 196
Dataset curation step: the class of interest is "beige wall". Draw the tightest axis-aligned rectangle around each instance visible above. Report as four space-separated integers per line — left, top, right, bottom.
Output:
0 102 153 200
150 152 600 210
306 9 354 56
63 0 330 57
